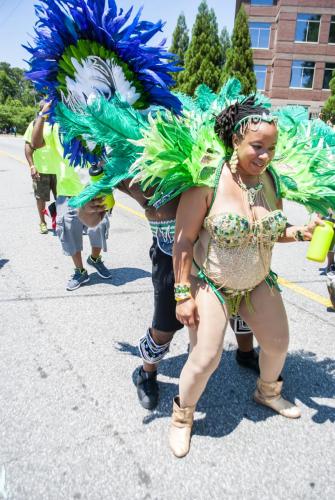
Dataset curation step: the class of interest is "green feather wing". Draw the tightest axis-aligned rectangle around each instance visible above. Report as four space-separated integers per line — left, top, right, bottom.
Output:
69 156 136 208
64 95 148 208
272 107 335 215
131 111 226 206
56 102 92 142
194 84 217 112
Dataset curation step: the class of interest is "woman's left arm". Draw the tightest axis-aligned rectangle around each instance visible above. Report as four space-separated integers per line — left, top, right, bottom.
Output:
276 198 324 243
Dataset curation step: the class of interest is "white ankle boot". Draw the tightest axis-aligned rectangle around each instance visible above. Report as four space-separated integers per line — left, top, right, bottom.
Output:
169 396 195 458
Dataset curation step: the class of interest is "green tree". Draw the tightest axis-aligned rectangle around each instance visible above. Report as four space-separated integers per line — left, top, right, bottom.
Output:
0 62 37 106
220 26 231 67
0 100 35 134
0 62 39 133
170 13 189 89
170 13 189 68
0 71 18 103
222 5 256 93
322 72 335 122
179 1 223 95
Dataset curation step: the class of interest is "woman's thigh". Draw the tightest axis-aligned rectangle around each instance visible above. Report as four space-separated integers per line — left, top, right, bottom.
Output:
239 281 289 353
188 276 229 357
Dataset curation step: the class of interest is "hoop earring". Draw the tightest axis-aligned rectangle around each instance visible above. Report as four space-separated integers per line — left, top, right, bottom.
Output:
230 149 238 174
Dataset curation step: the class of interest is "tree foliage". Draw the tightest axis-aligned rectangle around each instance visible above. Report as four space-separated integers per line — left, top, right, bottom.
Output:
179 1 223 95
322 72 335 123
0 99 36 134
220 26 231 68
169 13 190 89
222 5 256 93
170 13 189 68
0 62 38 133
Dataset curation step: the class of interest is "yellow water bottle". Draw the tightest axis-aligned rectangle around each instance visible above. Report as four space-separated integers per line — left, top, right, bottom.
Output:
89 164 115 210
306 218 335 263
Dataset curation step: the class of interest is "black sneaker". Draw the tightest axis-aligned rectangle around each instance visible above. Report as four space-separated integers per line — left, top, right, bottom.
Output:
326 264 335 278
136 367 159 410
236 349 260 374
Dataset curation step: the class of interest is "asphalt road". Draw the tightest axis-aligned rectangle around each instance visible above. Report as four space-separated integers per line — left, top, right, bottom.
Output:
0 135 334 500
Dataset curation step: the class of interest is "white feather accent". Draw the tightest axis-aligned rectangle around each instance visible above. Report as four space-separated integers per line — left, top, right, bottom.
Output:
74 166 90 186
64 56 141 106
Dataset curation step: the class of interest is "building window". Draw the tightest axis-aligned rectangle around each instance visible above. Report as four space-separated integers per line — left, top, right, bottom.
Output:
254 65 267 90
290 60 315 89
329 16 335 43
249 22 271 49
323 63 335 89
295 14 321 43
250 0 274 4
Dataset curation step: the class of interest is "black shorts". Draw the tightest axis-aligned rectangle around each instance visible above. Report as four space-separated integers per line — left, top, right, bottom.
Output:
150 238 183 333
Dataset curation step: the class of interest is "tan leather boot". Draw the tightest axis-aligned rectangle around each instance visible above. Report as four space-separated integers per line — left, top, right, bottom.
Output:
169 396 195 458
254 378 301 419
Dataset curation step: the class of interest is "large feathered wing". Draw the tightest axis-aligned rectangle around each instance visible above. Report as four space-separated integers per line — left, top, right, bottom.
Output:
132 84 335 214
271 106 335 215
130 111 226 206
59 95 149 207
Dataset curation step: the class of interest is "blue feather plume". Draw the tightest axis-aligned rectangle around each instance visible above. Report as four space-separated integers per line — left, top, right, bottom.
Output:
24 0 182 166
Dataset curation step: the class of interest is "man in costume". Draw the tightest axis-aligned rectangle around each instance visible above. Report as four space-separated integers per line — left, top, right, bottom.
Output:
79 182 260 409
25 0 260 411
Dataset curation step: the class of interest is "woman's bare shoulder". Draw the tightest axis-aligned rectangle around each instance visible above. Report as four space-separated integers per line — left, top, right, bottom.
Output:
181 185 213 208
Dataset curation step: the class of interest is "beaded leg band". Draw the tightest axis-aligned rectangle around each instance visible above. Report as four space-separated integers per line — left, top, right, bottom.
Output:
138 328 171 365
229 315 252 335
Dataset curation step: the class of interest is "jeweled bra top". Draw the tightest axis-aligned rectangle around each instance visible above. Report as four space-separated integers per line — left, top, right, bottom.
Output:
204 210 287 248
193 168 287 293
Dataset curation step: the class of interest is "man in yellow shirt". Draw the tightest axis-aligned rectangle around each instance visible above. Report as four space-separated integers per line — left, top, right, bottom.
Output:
24 103 58 234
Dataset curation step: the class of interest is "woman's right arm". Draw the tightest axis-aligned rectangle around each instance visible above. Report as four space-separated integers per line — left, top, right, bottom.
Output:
173 187 211 328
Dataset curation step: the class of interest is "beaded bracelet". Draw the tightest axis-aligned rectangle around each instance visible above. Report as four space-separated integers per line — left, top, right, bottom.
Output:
174 283 191 302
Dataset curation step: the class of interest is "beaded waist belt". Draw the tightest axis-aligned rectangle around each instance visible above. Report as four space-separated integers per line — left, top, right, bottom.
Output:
149 219 176 256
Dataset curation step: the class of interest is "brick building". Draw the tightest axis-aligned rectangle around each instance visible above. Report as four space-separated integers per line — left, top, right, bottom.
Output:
235 0 335 116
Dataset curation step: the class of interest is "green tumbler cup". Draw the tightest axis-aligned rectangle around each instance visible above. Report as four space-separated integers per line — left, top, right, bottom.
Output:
89 164 115 210
306 219 335 263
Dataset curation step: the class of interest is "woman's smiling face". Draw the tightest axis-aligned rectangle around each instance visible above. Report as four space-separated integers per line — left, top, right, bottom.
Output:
233 121 278 176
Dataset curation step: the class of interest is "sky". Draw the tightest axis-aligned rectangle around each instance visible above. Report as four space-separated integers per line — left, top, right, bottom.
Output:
0 0 236 69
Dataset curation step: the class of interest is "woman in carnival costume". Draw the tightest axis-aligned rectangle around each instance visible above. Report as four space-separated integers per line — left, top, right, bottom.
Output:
169 99 311 457
128 81 335 457
25 0 261 410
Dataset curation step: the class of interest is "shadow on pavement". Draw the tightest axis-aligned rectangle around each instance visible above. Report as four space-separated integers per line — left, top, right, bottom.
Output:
0 258 9 269
116 342 335 433
84 267 151 287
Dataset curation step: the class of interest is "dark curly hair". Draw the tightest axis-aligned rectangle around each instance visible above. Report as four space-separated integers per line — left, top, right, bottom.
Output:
214 95 271 149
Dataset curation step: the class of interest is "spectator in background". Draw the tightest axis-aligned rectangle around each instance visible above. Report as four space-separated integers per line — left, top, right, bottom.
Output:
24 101 57 234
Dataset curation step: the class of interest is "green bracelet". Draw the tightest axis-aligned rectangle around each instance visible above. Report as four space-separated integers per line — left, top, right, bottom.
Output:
174 283 191 302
